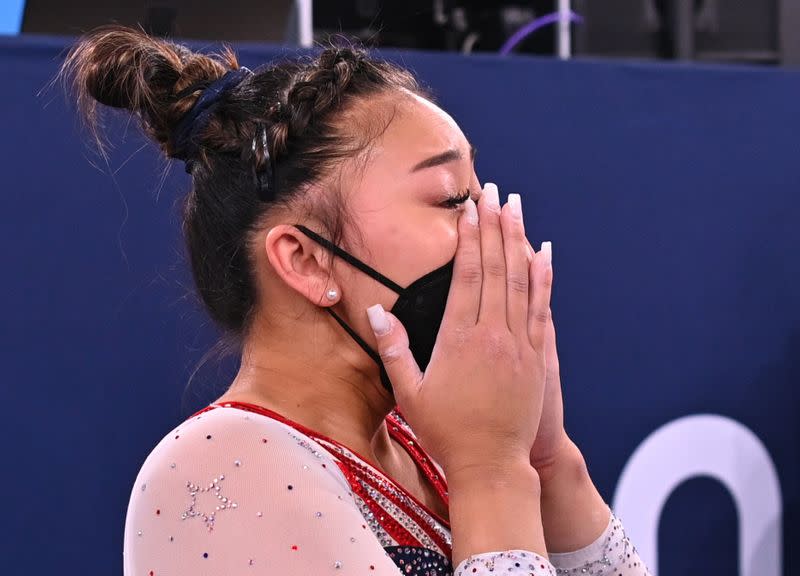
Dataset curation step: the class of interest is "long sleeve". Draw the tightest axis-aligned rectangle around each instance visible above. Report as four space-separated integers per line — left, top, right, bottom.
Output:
548 512 652 575
452 512 651 576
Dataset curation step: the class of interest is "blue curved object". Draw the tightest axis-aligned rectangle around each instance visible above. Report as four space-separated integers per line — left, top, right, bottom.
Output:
499 10 584 56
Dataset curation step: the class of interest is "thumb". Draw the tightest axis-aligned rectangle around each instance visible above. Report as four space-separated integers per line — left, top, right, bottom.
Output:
366 304 423 405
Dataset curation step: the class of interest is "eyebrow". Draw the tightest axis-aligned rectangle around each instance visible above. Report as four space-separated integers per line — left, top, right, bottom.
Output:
411 144 477 173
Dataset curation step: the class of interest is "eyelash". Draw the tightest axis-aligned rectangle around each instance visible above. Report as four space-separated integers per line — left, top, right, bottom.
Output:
440 189 471 209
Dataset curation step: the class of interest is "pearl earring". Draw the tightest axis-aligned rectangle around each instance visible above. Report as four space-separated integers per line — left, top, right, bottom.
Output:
325 289 338 301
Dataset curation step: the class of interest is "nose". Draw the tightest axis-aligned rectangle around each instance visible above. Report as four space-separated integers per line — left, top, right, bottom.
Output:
469 171 483 203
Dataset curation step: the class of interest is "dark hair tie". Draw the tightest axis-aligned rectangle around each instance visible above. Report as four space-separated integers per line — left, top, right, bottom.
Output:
170 66 253 173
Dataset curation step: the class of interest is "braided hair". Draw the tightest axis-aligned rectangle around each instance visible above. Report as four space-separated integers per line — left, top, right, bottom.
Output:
61 25 426 342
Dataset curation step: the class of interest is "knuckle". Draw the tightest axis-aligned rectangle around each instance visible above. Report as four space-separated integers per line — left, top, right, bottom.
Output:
534 307 551 325
456 263 483 286
484 260 506 278
506 272 529 294
378 343 404 364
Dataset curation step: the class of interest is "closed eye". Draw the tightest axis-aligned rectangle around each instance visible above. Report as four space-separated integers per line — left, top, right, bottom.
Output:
440 189 470 209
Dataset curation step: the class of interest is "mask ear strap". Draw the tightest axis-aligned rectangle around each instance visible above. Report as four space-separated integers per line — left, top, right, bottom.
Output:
326 307 393 394
294 224 405 295
326 308 383 366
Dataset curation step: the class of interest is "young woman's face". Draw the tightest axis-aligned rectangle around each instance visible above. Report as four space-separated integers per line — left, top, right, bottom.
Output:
331 90 482 338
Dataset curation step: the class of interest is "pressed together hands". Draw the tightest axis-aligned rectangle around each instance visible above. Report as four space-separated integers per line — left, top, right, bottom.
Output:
366 182 593 566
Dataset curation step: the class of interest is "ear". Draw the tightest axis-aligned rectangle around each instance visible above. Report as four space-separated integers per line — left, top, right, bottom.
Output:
264 224 340 308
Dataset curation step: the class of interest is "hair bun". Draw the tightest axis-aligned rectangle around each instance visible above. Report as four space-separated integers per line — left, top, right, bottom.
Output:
61 24 238 157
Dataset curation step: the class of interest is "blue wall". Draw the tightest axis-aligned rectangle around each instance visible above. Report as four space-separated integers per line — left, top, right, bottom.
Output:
1 34 797 575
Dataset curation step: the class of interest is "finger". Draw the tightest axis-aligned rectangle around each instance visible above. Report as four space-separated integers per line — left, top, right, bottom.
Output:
528 242 553 353
441 197 482 327
501 193 529 337
544 311 560 375
477 182 507 325
524 236 535 263
366 304 423 405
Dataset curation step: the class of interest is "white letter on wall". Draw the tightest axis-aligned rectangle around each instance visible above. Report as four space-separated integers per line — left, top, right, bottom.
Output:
612 414 781 576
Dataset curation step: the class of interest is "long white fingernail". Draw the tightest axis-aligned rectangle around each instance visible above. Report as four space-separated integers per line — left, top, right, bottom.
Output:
483 183 500 210
507 193 522 219
540 241 552 267
367 304 390 336
464 197 479 225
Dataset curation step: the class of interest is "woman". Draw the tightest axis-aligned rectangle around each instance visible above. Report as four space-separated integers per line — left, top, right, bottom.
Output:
63 26 650 576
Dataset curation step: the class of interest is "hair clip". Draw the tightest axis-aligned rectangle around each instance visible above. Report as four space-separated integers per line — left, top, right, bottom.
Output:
252 124 274 201
252 125 268 155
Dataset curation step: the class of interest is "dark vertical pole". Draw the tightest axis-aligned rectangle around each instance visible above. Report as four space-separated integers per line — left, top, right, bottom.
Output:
674 0 694 60
780 0 800 66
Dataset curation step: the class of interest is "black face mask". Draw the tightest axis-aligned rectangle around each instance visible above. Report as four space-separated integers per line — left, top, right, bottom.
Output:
295 225 453 395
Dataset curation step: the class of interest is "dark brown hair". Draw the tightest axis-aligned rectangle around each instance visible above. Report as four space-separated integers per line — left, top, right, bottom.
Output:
61 24 425 344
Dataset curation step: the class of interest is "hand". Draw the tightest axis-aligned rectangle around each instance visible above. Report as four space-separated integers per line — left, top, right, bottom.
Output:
367 183 553 477
521 244 612 553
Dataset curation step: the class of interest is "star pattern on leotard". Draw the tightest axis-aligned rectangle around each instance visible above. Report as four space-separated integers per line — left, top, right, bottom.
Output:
181 475 238 531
